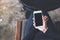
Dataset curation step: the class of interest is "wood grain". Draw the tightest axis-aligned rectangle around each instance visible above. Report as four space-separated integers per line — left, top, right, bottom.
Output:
16 20 21 40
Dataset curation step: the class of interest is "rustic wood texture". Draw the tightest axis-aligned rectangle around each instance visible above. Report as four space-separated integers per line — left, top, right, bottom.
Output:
16 20 21 40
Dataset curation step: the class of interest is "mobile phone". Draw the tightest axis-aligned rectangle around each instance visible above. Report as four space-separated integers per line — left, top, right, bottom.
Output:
33 10 43 26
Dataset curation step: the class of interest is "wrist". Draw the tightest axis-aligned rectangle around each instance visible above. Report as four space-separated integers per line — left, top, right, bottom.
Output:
35 26 48 33
42 27 48 33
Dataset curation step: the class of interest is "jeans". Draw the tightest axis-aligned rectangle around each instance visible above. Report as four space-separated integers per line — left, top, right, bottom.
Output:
23 5 60 40
23 5 34 36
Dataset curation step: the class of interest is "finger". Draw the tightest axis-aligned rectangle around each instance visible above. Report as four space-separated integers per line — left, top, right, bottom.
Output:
44 16 48 20
44 16 48 18
32 17 35 21
33 20 35 24
42 16 44 20
32 17 36 27
33 22 36 27
42 15 48 19
43 16 48 23
32 17 35 23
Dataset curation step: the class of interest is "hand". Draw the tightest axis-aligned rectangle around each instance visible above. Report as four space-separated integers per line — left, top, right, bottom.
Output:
33 16 48 33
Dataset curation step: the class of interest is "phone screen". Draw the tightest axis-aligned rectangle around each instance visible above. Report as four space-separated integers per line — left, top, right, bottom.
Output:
35 13 43 26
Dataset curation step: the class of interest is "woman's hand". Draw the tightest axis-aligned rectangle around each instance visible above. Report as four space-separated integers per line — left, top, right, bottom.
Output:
33 16 48 33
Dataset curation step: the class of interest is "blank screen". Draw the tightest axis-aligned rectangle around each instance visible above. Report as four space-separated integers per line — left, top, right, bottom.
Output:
35 13 43 26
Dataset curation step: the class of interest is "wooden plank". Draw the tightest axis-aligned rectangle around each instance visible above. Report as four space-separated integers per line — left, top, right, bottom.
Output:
16 20 21 40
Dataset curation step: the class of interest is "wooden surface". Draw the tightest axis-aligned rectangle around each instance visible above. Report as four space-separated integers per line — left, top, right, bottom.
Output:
16 20 21 40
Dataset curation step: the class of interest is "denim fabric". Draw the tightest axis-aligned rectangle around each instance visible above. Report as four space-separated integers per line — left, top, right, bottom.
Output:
23 5 34 36
23 5 55 36
23 5 60 40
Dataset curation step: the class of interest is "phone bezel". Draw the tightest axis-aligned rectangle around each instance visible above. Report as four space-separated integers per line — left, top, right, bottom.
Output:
33 10 43 27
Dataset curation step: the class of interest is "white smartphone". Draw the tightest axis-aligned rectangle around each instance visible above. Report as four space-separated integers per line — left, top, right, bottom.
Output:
33 10 43 27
